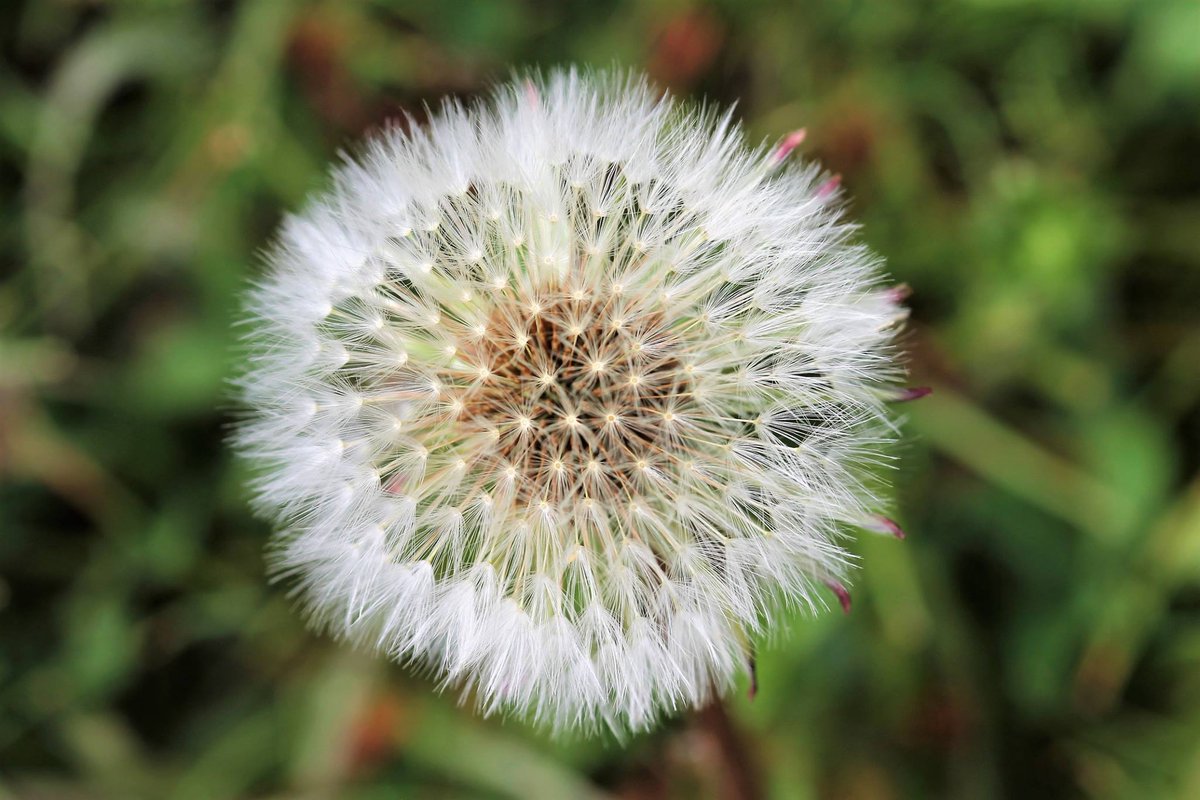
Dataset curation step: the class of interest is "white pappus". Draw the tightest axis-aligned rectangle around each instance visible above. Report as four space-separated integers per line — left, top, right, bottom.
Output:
236 68 916 735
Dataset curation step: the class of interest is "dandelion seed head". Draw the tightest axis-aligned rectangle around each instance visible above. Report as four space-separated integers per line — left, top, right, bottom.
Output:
237 68 910 735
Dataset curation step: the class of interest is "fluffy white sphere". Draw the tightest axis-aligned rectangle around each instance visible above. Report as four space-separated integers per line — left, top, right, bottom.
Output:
237 68 910 734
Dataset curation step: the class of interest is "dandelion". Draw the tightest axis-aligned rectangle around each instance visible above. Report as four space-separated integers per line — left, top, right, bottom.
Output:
237 68 916 734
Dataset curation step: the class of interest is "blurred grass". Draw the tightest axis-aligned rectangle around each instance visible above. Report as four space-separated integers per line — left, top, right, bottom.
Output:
2 0 1199 797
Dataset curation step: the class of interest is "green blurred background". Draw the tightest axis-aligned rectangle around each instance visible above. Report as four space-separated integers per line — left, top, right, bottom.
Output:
3 0 1199 797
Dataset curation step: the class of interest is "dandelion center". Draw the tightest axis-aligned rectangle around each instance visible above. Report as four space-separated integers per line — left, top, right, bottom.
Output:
453 290 687 506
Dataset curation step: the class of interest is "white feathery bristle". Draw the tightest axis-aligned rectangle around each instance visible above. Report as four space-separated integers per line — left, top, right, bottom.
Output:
236 67 911 735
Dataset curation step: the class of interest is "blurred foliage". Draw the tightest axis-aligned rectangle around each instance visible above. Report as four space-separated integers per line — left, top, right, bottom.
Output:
2 0 1199 797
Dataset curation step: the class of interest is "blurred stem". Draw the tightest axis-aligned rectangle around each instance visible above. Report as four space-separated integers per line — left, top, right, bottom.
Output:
23 21 201 334
400 701 612 800
1029 344 1114 414
0 392 142 528
907 385 1126 540
695 699 762 800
